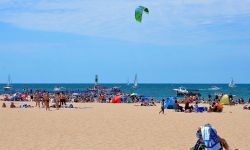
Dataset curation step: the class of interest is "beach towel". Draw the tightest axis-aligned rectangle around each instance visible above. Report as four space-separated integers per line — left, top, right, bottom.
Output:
201 125 222 150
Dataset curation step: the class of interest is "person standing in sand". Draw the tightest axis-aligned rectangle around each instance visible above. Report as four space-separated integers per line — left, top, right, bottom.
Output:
43 92 50 111
60 92 67 106
55 93 60 110
34 90 41 108
159 98 165 114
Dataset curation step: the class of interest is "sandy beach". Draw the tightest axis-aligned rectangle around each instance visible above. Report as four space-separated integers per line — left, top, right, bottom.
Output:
0 102 249 150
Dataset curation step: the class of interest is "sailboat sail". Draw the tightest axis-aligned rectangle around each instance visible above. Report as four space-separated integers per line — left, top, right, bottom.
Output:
133 74 138 88
229 78 235 88
3 75 13 91
7 75 11 86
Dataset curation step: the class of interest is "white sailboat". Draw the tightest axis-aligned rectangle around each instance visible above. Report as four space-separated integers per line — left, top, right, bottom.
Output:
133 74 138 89
3 75 13 91
229 78 236 88
54 86 66 92
173 87 189 94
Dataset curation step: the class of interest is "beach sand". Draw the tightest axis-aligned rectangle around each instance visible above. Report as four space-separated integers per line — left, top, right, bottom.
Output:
0 102 249 150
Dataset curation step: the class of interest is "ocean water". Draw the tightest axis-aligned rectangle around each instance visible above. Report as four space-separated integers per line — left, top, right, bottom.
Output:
0 84 250 100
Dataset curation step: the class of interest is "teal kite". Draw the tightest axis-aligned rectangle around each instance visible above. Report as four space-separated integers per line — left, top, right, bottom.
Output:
135 6 149 23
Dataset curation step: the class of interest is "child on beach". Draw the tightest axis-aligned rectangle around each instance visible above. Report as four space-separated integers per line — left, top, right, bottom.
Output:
159 98 165 114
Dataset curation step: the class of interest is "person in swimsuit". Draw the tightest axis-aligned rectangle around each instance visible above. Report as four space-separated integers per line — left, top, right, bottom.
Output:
60 92 67 106
43 92 50 111
34 90 41 108
55 93 60 110
159 98 165 114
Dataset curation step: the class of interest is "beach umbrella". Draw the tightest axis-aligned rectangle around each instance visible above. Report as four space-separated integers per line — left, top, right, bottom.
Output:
20 94 28 99
112 96 121 103
131 93 138 96
72 93 79 96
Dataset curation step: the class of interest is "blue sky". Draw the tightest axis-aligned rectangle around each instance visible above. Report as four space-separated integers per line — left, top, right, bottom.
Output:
0 0 250 83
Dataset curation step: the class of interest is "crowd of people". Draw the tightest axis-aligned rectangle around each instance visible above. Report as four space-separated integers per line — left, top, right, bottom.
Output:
1 90 250 114
158 94 250 114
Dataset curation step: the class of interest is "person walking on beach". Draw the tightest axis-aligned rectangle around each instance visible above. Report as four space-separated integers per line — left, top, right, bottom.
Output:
159 98 165 114
43 92 50 111
34 90 41 108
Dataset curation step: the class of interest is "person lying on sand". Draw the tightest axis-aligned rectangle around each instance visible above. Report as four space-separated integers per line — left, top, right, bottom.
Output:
243 105 250 110
192 124 230 150
209 102 223 112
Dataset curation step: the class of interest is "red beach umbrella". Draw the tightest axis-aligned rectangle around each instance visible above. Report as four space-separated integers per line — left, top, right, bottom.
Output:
112 96 121 103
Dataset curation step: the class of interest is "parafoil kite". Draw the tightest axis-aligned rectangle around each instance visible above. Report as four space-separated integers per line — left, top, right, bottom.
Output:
135 6 149 23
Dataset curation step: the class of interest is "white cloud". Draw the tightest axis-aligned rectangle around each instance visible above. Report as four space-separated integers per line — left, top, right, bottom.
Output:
0 0 250 45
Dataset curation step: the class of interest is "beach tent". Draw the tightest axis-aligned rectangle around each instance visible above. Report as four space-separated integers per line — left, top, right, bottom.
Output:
112 96 121 103
219 95 230 105
164 97 175 109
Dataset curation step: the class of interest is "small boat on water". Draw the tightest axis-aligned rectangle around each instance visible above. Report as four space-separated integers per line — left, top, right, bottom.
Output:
3 75 13 91
86 75 121 94
54 86 66 92
173 87 201 97
208 86 221 91
173 87 188 94
229 78 236 88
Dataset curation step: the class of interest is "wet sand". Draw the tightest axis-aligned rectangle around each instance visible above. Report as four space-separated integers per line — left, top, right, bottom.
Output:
0 102 249 150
